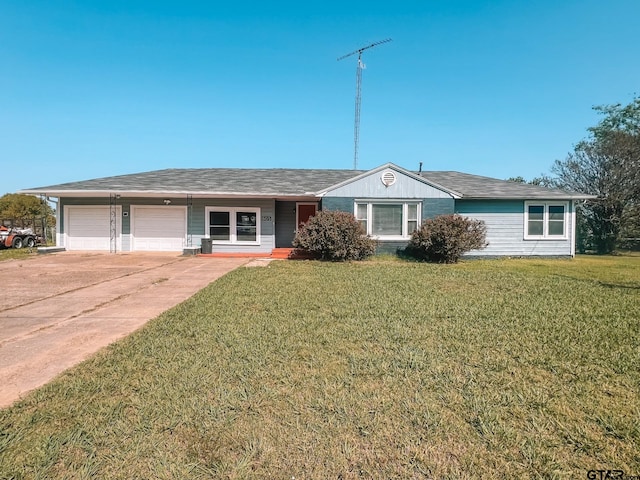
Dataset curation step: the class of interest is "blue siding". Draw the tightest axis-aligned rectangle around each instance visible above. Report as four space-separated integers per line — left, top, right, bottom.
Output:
455 200 573 256
423 198 455 219
375 241 407 255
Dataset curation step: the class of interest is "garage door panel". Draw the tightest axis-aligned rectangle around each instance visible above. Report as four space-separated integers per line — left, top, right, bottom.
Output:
132 207 186 251
66 207 121 251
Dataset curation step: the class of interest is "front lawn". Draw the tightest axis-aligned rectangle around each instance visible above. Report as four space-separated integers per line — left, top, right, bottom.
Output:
0 248 37 261
1 256 638 478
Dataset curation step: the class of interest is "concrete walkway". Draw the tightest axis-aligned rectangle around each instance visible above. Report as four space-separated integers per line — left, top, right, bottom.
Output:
0 253 250 408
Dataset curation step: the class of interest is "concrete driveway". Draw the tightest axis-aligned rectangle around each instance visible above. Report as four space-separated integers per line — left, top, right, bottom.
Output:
0 252 251 408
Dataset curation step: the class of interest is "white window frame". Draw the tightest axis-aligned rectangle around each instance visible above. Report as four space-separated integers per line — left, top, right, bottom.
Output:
354 200 421 240
205 207 261 245
524 201 569 240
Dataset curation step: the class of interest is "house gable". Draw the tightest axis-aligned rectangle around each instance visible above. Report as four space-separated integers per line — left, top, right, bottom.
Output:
319 163 457 199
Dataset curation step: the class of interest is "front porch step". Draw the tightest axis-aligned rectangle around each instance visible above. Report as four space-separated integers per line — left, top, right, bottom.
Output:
198 252 268 258
196 249 316 259
271 248 293 259
271 248 316 259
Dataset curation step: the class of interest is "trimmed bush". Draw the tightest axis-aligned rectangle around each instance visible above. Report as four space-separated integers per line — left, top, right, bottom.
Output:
292 210 377 261
406 214 487 263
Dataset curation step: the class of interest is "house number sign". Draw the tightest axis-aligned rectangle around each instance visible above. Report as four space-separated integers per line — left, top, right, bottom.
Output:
262 215 272 222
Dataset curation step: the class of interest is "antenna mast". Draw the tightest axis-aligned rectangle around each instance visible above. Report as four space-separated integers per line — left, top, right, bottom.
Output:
338 38 392 169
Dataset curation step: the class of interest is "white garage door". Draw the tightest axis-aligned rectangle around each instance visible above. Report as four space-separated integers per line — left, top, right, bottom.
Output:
66 206 121 251
132 207 186 251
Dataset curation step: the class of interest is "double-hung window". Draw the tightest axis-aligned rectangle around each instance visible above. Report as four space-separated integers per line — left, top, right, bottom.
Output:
524 202 568 239
355 201 421 239
206 207 260 244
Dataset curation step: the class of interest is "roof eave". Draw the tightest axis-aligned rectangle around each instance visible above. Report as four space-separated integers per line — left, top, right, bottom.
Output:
17 189 320 199
459 194 596 200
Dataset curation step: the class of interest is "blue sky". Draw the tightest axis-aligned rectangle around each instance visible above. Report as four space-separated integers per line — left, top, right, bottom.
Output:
2 0 638 195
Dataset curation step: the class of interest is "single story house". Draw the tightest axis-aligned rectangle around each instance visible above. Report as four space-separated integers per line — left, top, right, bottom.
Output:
19 163 589 257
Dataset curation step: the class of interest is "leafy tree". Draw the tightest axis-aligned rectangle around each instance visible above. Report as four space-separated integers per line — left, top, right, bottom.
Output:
552 97 640 253
0 194 56 240
590 98 640 137
506 176 527 183
528 175 556 187
506 175 555 187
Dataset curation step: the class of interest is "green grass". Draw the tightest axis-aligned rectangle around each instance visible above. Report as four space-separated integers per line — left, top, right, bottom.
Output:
0 248 38 261
1 256 639 479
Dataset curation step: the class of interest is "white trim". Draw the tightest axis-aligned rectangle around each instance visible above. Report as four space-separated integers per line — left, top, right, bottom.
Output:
56 204 62 247
354 200 421 240
524 201 569 240
205 206 261 245
570 201 576 257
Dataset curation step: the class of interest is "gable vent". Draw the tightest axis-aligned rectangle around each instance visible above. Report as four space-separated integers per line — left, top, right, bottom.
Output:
381 170 397 187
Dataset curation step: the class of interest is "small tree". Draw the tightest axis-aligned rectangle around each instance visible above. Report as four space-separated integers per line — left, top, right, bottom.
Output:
506 175 556 187
0 193 56 243
292 210 377 261
552 97 640 253
406 214 487 263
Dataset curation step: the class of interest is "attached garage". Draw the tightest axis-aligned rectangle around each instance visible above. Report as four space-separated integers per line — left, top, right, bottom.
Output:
131 206 186 251
65 206 121 251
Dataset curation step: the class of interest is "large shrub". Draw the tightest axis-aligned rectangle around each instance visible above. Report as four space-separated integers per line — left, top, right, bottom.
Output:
406 214 487 263
292 210 377 261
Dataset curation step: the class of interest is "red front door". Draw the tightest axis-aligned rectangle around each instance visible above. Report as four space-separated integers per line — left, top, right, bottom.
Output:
297 203 317 229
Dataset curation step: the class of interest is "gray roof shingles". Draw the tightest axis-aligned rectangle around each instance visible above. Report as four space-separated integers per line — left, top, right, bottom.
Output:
21 167 586 199
23 168 363 196
419 171 583 199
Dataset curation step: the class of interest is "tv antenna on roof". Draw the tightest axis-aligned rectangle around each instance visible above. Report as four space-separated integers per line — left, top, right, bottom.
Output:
338 38 392 170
